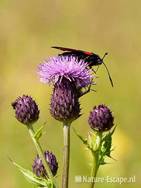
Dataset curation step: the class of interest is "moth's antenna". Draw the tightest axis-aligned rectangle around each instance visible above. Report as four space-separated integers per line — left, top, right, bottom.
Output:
102 52 108 60
102 53 114 87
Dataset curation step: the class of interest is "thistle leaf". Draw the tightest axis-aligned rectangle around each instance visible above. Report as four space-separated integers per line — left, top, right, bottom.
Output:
87 131 102 152
99 126 116 165
10 159 53 187
34 126 43 141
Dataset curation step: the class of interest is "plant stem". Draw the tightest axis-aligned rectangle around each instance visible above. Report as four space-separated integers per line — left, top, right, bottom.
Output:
90 132 102 188
28 125 53 180
62 124 70 188
90 152 99 188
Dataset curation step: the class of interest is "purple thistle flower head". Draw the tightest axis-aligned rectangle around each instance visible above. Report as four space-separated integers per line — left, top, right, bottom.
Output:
38 56 93 88
88 104 114 132
12 95 39 126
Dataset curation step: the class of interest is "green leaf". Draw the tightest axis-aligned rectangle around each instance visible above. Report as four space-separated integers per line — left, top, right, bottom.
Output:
101 133 112 156
87 131 102 152
101 126 116 157
99 126 116 165
34 126 43 141
10 158 53 187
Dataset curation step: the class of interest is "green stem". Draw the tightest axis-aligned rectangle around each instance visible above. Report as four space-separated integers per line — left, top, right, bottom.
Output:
90 132 102 188
90 152 99 188
62 124 70 188
28 125 53 180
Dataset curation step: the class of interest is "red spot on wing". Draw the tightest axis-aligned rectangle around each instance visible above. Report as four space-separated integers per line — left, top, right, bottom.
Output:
84 51 93 55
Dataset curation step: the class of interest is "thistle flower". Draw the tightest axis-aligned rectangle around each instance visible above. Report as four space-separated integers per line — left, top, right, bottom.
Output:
88 104 114 132
32 151 58 178
38 56 93 123
38 56 93 88
11 95 39 125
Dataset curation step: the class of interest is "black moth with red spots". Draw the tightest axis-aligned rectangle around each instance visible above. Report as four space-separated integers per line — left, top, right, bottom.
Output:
52 46 104 67
52 46 113 87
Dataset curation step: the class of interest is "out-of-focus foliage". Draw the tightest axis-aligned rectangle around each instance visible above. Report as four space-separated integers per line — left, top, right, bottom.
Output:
0 0 140 187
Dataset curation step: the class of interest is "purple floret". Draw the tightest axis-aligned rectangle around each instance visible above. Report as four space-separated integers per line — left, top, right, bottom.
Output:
38 56 93 88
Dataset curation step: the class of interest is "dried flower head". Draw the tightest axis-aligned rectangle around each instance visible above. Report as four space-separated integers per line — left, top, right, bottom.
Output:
32 151 58 178
88 104 114 132
12 95 39 125
50 78 80 124
38 56 93 88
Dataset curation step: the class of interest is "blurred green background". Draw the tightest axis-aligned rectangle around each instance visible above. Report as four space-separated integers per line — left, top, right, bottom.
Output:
0 0 140 187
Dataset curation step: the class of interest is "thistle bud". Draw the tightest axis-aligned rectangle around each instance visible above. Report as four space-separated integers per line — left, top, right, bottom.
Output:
32 151 58 178
88 104 114 132
12 95 39 125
